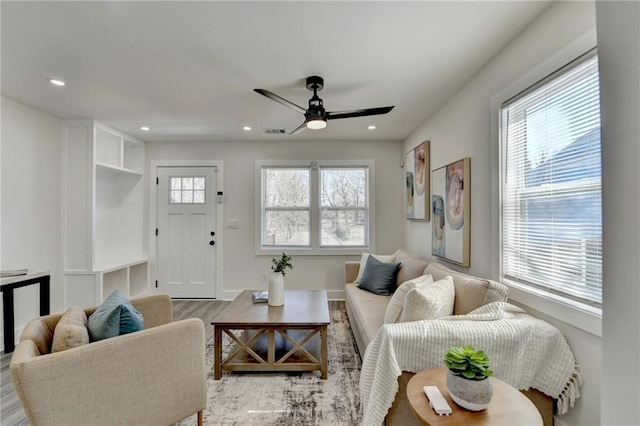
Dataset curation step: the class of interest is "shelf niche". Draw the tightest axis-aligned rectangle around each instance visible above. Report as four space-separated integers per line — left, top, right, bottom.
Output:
63 119 148 307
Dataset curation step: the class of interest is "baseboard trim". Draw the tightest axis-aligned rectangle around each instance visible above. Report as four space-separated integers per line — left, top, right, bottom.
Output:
221 289 345 301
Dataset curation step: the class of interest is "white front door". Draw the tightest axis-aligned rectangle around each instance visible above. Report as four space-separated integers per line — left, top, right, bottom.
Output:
157 166 217 298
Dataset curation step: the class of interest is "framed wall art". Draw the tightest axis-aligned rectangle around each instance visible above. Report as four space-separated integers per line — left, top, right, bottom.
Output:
431 157 470 266
405 140 430 221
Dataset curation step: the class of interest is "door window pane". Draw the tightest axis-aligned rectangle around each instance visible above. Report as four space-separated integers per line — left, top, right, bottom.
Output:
169 176 206 204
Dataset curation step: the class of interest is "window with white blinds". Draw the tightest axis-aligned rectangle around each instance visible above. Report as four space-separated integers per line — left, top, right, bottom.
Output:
500 50 602 306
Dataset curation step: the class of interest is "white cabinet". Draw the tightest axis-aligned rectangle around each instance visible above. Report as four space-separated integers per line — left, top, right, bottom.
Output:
63 120 148 307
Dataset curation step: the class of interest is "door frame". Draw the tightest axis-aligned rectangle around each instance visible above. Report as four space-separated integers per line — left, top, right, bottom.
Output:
150 160 224 299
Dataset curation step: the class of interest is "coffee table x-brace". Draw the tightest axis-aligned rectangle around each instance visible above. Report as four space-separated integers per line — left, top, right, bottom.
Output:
211 290 330 380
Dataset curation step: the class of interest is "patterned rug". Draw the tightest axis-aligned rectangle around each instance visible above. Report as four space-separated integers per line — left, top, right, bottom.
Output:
177 301 362 426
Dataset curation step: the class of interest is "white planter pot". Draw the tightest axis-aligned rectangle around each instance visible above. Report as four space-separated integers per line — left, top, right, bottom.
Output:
268 273 284 306
446 371 493 411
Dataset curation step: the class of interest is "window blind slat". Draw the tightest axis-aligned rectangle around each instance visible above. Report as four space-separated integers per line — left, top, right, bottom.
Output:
501 51 602 306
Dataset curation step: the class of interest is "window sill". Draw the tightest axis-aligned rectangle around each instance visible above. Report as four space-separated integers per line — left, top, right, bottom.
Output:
255 246 368 256
503 279 602 337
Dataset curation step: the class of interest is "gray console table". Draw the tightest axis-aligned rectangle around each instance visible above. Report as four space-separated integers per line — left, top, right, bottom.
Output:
1 271 50 353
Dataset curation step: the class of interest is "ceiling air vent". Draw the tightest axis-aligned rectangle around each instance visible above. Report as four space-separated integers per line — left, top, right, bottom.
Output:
264 128 286 134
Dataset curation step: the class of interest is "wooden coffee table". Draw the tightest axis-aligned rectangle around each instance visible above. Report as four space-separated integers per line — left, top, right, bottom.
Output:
406 367 543 425
211 289 330 380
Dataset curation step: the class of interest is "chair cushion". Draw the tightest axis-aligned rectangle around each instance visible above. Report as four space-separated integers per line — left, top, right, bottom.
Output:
357 256 401 296
384 274 434 324
394 249 430 287
424 262 508 315
52 306 89 352
399 276 455 322
354 252 396 283
88 290 144 341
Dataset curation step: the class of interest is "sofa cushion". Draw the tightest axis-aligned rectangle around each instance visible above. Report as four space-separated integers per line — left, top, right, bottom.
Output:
399 276 455 322
357 256 401 296
384 274 434 324
394 249 430 287
355 252 396 283
424 262 508 315
88 290 145 341
345 282 390 354
52 306 89 352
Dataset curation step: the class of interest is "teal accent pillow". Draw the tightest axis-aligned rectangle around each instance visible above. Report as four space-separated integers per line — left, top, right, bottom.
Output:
88 290 144 341
357 255 401 296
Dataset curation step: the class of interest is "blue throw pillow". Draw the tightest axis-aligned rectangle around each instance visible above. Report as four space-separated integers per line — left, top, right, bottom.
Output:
357 255 401 296
88 290 144 341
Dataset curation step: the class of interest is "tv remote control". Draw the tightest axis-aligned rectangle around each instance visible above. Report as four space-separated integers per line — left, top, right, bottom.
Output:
423 385 452 416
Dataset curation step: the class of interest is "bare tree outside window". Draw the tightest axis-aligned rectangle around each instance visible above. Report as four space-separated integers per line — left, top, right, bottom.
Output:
259 162 371 252
321 168 366 246
263 168 310 246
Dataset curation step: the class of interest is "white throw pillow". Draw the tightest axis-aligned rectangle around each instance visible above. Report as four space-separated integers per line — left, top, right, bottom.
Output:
354 252 396 283
383 274 434 324
399 275 455 323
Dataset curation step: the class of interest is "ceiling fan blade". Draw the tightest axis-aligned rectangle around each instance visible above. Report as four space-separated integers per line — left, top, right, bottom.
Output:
326 106 394 120
254 89 307 114
289 121 308 135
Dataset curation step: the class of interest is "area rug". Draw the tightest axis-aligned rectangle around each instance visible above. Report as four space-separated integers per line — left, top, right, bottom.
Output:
177 301 362 426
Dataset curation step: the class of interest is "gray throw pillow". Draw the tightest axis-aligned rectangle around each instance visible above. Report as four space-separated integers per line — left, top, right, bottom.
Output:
88 290 144 342
357 255 401 296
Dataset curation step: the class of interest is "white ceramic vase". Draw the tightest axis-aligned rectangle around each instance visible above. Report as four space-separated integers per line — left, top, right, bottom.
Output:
268 273 284 306
446 371 493 411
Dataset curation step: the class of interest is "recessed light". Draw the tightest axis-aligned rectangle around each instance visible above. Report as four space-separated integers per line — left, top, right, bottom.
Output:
243 126 252 131
140 126 150 131
368 125 376 130
47 78 66 87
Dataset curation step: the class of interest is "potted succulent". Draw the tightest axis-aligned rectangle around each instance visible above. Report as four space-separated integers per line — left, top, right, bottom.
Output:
444 345 494 411
268 253 293 306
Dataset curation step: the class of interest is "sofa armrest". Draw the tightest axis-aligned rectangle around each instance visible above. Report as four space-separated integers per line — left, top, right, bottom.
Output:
345 261 360 284
11 318 206 426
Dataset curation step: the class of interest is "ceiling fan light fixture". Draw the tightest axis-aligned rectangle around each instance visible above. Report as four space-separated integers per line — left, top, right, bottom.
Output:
306 118 327 130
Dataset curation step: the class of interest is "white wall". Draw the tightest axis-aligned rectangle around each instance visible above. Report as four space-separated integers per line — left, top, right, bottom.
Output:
0 96 63 351
402 2 599 425
147 139 404 300
596 1 640 424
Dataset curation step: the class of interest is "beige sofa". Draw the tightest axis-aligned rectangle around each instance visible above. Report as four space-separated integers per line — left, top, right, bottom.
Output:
345 249 554 426
10 294 207 426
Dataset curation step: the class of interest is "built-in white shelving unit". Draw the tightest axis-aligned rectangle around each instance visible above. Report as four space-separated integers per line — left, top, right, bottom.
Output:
63 120 148 307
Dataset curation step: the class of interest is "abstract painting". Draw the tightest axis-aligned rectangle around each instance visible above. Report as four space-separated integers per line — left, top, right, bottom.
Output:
405 141 430 221
431 157 470 266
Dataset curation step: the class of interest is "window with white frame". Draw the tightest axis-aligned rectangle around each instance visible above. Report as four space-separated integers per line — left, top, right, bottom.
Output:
500 49 602 306
257 161 372 254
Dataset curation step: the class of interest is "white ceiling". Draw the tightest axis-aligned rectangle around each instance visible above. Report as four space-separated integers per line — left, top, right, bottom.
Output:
1 1 551 142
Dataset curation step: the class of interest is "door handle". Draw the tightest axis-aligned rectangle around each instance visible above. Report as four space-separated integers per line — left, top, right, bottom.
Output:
209 241 215 246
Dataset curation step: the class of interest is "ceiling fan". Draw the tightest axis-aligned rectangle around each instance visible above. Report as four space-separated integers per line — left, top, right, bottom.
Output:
254 76 394 135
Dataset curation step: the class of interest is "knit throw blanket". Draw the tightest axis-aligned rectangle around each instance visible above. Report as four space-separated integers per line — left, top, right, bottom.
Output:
359 302 582 426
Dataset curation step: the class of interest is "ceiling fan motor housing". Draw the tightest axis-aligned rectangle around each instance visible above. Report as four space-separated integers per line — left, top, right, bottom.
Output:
306 76 324 91
306 76 325 116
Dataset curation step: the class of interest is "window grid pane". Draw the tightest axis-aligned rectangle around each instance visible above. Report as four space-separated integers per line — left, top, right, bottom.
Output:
320 168 368 247
169 176 206 204
501 52 602 305
260 165 369 249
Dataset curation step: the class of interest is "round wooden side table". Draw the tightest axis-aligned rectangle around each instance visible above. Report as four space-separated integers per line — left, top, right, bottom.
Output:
406 367 543 425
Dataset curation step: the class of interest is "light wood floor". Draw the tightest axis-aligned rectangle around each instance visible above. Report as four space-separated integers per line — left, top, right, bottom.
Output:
0 299 230 426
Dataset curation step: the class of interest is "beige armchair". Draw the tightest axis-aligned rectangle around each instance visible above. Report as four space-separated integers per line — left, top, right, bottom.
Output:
10 294 206 426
